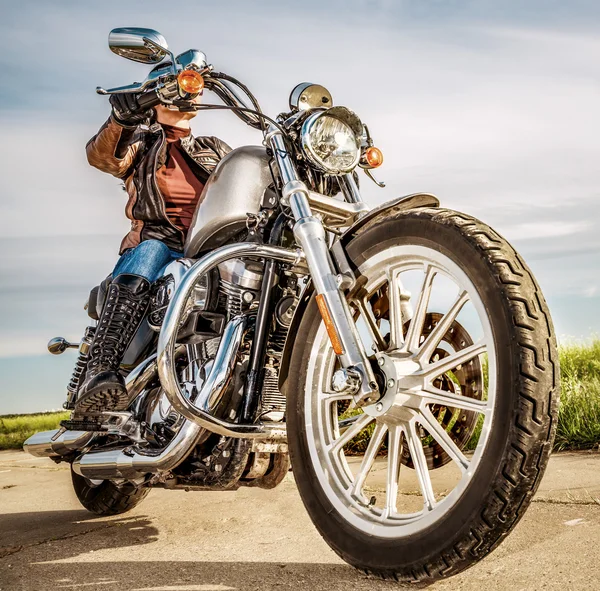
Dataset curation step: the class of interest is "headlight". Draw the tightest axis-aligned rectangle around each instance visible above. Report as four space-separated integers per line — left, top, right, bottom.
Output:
301 112 360 174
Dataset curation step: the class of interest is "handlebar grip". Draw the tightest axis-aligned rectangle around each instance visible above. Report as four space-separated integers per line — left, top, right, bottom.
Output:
137 90 162 110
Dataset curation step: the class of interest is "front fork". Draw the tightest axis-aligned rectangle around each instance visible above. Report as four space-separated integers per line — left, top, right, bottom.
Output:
267 128 380 406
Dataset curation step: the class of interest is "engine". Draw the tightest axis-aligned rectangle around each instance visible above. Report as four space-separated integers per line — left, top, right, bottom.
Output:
217 258 263 316
216 258 296 422
146 256 296 423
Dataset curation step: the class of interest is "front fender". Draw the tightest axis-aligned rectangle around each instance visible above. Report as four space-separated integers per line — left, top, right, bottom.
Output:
278 192 439 392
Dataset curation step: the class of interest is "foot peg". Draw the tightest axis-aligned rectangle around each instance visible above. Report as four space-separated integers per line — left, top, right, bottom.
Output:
60 418 109 432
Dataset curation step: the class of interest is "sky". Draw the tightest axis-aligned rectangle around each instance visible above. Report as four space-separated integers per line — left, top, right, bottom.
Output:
1 0 599 413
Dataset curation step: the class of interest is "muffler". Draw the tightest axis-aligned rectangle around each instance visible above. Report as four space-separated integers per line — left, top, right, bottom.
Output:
72 315 247 481
23 429 95 458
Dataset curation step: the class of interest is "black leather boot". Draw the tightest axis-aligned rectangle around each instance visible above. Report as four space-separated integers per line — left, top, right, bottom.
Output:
74 274 151 414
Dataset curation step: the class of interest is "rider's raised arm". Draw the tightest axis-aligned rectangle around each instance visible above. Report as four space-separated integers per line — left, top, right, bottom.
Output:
85 116 142 179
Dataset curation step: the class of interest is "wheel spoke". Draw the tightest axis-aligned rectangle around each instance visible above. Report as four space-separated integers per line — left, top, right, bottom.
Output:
420 341 486 380
401 265 436 354
339 413 370 432
384 425 403 517
320 391 354 404
422 384 488 414
386 268 405 350
403 420 436 511
330 413 374 454
418 408 470 474
351 422 388 499
355 298 387 352
418 290 469 362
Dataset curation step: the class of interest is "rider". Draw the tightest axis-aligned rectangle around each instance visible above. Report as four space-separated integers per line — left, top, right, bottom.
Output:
75 71 231 415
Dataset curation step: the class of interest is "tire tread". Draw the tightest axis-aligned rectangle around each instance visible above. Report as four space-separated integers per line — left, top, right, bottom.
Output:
288 206 559 584
71 469 150 516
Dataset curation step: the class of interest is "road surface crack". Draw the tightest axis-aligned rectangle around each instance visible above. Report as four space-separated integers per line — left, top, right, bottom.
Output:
0 522 118 559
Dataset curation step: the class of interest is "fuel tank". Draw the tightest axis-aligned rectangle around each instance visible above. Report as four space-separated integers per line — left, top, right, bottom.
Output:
184 146 273 257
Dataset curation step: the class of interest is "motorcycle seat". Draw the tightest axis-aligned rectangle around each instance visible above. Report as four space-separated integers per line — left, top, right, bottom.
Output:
86 274 113 320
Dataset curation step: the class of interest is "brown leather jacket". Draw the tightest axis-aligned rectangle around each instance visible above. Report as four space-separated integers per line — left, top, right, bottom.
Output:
86 116 232 253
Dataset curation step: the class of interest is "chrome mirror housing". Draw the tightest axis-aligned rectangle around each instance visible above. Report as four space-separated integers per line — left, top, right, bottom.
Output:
108 27 169 64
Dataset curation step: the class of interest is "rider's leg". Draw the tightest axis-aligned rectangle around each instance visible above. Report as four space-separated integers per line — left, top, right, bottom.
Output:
75 240 182 414
112 239 182 282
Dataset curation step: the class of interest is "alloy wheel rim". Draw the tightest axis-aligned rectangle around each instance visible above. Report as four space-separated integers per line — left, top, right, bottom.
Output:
304 245 497 537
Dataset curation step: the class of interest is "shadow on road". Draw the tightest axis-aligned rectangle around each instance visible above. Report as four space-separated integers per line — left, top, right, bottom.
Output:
1 560 407 591
0 509 406 590
0 510 158 559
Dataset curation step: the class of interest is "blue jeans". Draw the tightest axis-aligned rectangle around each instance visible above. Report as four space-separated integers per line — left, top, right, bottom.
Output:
113 240 183 283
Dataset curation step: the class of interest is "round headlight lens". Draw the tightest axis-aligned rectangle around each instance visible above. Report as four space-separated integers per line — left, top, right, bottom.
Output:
301 113 360 174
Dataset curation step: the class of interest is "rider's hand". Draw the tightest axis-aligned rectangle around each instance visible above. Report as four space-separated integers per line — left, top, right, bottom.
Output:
109 93 153 127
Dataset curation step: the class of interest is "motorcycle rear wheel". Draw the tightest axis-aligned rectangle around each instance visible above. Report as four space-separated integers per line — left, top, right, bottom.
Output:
71 466 150 516
285 207 559 583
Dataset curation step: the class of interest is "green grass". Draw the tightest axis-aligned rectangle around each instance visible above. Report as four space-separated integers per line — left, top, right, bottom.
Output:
554 339 600 451
0 411 69 450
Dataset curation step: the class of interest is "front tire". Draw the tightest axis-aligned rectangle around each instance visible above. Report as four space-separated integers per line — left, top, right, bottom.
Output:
285 207 559 583
71 465 150 516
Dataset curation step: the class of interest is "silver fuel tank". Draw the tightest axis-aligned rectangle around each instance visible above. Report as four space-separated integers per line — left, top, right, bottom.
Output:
184 146 273 258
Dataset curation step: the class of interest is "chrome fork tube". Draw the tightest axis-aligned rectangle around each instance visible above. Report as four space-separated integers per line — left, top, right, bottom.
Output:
267 128 379 405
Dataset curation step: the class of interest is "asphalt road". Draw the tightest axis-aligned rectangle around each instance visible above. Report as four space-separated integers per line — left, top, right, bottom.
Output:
1 450 599 591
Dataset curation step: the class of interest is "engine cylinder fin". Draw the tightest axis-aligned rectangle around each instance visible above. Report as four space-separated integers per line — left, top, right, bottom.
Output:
261 359 286 421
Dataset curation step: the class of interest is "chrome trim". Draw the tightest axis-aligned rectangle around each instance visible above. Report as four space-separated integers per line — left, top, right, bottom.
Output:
198 315 246 411
292 215 378 403
73 315 254 480
157 243 302 439
289 82 333 111
364 168 386 188
307 190 369 227
331 368 361 395
23 429 95 458
108 27 169 64
72 418 204 480
125 354 159 401
217 259 263 291
47 337 78 355
175 49 207 71
267 125 379 406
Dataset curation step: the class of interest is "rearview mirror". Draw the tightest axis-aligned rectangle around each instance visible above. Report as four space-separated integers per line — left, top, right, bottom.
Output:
108 27 169 64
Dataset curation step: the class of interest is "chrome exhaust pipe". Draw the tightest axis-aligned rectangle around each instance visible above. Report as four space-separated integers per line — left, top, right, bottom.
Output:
72 315 248 481
23 429 95 458
73 418 203 480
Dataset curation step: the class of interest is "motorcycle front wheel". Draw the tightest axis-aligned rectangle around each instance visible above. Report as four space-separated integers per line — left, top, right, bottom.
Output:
285 207 559 583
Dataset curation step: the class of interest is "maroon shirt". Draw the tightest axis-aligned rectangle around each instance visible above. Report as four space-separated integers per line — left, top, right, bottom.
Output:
156 124 205 235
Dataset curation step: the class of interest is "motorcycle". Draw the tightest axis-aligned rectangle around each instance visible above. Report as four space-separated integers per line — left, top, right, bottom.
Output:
24 27 559 583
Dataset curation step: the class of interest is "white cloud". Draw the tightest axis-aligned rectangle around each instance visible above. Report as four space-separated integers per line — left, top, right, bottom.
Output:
502 221 592 241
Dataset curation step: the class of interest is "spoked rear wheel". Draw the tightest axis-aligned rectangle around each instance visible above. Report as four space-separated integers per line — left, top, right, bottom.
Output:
285 208 559 583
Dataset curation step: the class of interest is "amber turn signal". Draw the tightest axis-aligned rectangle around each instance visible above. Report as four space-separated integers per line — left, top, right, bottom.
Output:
316 294 345 356
178 69 204 95
364 146 384 168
